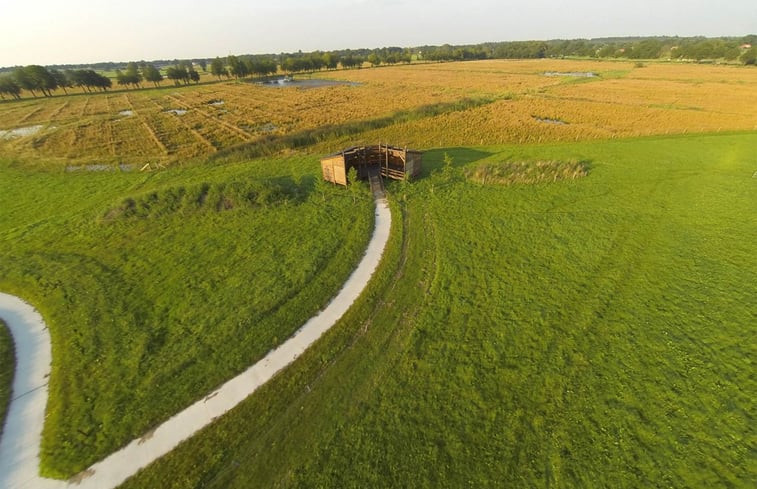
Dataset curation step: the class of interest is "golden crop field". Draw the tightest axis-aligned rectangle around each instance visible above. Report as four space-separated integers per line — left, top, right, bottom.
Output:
1 59 755 166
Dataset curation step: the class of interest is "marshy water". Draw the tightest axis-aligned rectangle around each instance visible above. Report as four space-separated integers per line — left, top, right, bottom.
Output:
165 109 188 115
257 77 360 89
533 116 568 125
0 125 43 139
544 71 597 78
65 163 134 172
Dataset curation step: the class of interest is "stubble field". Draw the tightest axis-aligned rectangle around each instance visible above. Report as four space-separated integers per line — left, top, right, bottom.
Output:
2 59 756 167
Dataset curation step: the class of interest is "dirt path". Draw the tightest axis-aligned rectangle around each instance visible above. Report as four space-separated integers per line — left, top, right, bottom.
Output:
0 196 391 489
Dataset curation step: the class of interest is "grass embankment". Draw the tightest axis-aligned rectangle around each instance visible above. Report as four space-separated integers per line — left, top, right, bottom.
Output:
123 132 756 488
0 156 373 477
0 320 13 439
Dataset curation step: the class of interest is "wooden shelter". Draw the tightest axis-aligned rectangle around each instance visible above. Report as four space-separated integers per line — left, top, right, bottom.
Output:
320 144 423 186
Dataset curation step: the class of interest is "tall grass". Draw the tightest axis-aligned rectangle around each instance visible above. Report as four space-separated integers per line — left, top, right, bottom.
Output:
464 159 589 185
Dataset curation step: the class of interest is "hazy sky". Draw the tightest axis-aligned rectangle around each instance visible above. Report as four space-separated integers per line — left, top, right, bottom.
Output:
3 0 756 67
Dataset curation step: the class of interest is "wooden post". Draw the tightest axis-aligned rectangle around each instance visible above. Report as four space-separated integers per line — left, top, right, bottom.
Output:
385 143 389 176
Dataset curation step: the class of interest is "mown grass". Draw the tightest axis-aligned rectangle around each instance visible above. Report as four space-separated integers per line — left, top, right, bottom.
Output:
0 155 373 477
0 320 13 440
121 132 756 488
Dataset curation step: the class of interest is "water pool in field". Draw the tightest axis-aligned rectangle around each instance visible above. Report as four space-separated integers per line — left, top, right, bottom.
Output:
0 125 43 139
544 71 597 77
257 77 360 89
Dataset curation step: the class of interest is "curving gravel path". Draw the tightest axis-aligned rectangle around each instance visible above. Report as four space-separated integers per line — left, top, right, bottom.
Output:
0 196 391 489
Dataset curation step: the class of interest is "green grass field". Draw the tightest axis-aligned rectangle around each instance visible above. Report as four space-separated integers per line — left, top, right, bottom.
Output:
0 156 373 476
111 132 756 488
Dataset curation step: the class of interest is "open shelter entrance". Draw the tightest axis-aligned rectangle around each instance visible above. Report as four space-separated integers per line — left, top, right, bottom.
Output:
320 144 423 186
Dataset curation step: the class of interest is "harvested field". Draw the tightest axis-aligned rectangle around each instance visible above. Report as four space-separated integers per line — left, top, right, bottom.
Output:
1 60 755 167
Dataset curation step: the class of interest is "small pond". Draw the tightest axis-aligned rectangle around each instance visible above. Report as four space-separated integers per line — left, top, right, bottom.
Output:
533 116 567 125
544 71 597 78
66 164 134 172
0 125 43 139
165 109 188 115
257 77 360 89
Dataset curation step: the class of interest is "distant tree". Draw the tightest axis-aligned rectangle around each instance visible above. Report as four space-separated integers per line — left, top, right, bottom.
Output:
166 65 189 85
90 71 112 91
115 69 129 88
322 52 339 70
367 53 381 67
49 69 70 95
188 67 200 84
210 57 228 79
13 67 37 96
596 44 617 58
125 62 143 87
309 54 324 71
67 69 90 92
227 55 248 78
197 59 207 72
249 58 277 78
65 69 110 92
0 76 22 100
15 65 56 97
742 47 757 65
341 55 362 69
142 64 163 87
281 57 297 74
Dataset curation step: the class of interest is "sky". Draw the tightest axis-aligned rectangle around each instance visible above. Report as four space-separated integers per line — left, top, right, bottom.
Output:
3 0 756 67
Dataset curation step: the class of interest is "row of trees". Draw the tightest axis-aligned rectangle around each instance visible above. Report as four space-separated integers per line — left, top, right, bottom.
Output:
420 35 757 63
0 66 111 100
2 35 755 100
210 55 278 79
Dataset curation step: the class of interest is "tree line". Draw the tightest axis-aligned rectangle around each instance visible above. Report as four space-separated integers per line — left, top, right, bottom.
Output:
0 66 112 100
419 35 757 64
1 35 754 100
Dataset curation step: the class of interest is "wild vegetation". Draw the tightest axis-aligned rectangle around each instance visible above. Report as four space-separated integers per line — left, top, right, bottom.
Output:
464 159 588 185
0 57 755 488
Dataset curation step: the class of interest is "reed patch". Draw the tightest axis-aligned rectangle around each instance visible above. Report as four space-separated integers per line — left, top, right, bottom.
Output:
464 159 589 185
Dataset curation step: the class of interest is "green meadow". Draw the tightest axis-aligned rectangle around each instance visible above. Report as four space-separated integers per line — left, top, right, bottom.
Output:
0 157 373 476
1 130 755 487
113 132 754 488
